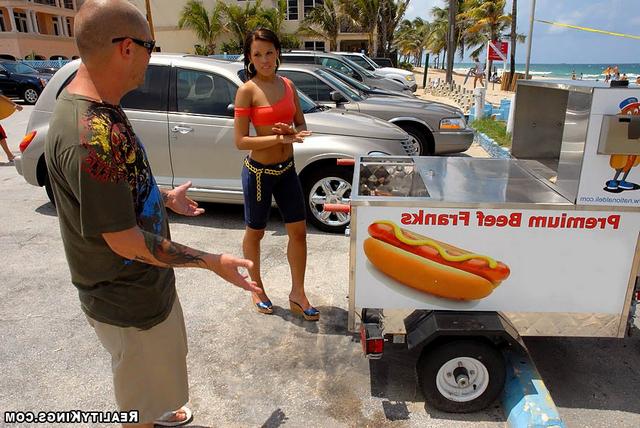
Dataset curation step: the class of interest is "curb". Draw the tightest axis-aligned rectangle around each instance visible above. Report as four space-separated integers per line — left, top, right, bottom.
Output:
474 132 512 159
502 349 566 428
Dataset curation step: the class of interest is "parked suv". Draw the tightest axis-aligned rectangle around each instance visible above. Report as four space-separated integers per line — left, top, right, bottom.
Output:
14 55 415 233
239 51 413 95
0 60 51 104
333 52 417 92
279 64 474 155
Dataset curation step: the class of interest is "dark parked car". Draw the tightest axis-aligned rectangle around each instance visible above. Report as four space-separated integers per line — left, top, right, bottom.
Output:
33 66 59 75
372 57 394 68
0 61 51 104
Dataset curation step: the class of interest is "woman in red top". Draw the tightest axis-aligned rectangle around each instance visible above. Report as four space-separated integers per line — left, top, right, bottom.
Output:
234 28 319 321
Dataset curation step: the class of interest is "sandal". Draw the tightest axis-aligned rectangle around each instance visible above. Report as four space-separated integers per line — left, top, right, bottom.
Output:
289 300 319 321
154 405 193 427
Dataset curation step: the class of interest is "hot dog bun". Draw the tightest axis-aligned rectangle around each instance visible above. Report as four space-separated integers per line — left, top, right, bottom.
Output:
363 221 510 300
364 238 495 300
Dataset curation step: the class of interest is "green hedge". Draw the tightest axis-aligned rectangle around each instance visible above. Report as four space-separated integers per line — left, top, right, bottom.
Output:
470 118 512 147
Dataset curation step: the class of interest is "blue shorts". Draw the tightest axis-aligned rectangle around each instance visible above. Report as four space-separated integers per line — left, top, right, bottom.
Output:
241 156 306 230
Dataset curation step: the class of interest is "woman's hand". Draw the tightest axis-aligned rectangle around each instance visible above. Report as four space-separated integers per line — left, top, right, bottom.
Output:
272 122 296 135
282 130 312 144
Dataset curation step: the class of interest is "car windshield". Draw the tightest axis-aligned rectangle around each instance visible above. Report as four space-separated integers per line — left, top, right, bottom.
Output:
345 55 375 71
323 67 373 92
361 55 381 70
297 89 324 113
341 57 376 78
316 68 364 101
2 62 37 74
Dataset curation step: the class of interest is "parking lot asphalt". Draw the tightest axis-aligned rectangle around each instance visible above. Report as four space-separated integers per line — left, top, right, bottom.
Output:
1 104 639 427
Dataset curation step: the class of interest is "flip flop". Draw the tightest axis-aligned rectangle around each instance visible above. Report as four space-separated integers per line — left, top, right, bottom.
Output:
154 405 193 427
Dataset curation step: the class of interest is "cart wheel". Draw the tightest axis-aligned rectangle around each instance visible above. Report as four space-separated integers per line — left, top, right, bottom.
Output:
417 339 505 413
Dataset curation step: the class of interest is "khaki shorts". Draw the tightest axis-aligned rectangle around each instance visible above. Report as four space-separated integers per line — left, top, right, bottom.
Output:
86 297 189 423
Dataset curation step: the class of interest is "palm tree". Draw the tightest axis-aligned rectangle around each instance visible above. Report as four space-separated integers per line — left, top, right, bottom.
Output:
297 0 342 51
446 0 457 83
458 0 511 75
394 17 430 66
251 0 300 49
339 0 381 56
177 0 226 55
394 19 416 62
219 0 264 49
429 6 448 68
508 0 517 87
376 0 410 58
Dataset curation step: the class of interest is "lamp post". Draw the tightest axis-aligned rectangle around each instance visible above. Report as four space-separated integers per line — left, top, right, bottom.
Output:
145 0 155 41
524 0 536 79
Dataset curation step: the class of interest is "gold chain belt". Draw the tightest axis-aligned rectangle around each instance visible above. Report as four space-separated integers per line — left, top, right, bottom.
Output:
243 158 294 201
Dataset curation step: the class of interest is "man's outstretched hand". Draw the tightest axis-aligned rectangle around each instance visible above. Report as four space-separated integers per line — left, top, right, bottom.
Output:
209 254 261 293
164 181 205 216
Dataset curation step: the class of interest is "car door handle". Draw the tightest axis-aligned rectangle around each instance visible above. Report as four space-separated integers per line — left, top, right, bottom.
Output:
171 125 194 134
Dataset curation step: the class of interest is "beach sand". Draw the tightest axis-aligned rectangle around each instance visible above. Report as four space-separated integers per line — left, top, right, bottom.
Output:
412 67 521 107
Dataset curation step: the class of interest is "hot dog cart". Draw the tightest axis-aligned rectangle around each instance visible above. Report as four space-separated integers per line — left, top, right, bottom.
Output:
345 81 640 413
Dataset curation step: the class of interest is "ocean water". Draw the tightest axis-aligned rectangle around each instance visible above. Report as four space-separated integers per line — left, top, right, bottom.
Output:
445 62 640 80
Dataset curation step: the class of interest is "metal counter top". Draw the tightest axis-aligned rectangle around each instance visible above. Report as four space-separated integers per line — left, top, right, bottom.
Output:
352 157 572 206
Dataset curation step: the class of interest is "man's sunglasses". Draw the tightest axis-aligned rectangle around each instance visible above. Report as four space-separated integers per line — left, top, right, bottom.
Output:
112 37 155 55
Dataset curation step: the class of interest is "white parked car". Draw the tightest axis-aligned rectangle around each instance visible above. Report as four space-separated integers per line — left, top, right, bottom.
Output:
333 52 417 92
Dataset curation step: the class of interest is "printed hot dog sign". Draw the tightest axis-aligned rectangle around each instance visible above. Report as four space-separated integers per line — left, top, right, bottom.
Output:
364 220 510 301
400 210 621 230
354 206 640 313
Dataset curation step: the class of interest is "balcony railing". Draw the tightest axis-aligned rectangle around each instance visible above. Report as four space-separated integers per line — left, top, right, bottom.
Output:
32 0 58 6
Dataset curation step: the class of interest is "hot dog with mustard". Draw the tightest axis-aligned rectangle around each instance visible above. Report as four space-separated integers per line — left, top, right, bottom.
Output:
363 220 510 300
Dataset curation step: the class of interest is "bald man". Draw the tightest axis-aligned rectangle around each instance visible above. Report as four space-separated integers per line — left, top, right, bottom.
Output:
44 1 260 426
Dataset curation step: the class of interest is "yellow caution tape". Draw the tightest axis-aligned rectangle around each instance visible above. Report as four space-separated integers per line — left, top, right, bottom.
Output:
536 19 640 40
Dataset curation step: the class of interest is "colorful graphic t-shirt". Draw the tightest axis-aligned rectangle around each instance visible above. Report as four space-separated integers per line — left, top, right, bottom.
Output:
45 89 175 329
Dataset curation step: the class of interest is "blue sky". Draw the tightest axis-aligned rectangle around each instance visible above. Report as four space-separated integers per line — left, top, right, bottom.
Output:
404 0 640 64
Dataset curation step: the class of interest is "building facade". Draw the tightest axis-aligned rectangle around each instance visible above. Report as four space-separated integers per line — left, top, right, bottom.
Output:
129 0 369 54
0 0 80 60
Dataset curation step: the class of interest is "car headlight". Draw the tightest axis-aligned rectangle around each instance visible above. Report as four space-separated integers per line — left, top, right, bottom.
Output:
368 151 390 156
39 78 48 87
439 117 466 130
405 75 415 81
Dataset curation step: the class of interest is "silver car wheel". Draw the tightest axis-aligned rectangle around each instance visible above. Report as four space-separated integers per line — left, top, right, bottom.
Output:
308 176 351 228
408 135 421 154
23 88 39 104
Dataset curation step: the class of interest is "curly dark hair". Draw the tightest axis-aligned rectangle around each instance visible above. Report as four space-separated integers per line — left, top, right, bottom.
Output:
243 28 282 79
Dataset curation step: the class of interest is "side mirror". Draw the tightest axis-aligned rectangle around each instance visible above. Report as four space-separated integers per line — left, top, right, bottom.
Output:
330 91 346 104
353 73 363 82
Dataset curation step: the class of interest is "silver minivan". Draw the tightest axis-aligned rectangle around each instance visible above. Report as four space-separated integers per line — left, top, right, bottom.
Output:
14 54 415 232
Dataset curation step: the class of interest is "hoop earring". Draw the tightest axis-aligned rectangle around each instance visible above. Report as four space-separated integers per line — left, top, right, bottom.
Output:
247 62 256 74
276 57 281 68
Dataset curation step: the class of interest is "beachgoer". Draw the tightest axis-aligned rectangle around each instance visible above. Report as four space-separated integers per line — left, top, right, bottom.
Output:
0 94 22 163
473 57 484 89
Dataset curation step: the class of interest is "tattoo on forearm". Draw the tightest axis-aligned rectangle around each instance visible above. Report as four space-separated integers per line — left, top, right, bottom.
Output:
142 231 206 267
161 191 169 204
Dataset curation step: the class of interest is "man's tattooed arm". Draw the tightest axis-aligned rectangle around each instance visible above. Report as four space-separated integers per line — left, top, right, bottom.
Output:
102 226 212 269
139 230 207 268
161 190 170 204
